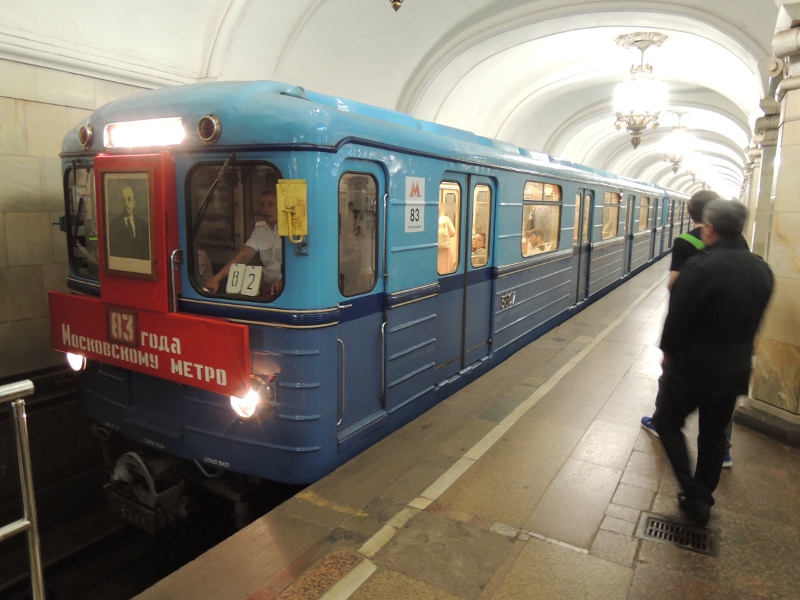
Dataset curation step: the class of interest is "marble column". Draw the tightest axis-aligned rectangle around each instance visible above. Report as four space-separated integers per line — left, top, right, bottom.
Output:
739 5 800 445
750 96 781 257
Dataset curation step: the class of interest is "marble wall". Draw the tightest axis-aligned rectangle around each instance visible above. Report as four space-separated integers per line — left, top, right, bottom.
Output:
0 60 145 379
751 77 800 419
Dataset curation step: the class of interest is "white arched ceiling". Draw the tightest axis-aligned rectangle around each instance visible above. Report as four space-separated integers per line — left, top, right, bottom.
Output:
0 0 783 199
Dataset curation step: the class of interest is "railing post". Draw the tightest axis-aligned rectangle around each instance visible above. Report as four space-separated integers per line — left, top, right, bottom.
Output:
0 380 45 599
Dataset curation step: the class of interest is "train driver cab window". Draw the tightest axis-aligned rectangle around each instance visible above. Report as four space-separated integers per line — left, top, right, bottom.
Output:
338 173 378 296
522 181 562 256
601 191 621 240
438 182 461 275
66 165 99 280
471 185 491 267
638 196 651 232
188 162 283 301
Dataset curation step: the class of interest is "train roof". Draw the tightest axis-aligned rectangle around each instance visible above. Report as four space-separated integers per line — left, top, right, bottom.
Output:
64 80 667 194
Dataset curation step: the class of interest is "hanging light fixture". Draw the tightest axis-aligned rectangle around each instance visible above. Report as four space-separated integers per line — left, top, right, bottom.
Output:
390 0 403 11
661 111 697 173
613 32 668 149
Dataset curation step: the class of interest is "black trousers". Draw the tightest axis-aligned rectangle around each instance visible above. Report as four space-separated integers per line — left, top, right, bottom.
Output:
651 372 736 508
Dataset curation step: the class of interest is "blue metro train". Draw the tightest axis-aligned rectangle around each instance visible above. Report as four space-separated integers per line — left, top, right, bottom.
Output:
50 80 690 530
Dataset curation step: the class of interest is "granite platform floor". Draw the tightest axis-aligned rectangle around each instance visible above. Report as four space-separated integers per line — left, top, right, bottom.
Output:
136 258 800 600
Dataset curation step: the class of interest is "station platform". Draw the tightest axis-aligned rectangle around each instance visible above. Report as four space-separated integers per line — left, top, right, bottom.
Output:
135 258 800 600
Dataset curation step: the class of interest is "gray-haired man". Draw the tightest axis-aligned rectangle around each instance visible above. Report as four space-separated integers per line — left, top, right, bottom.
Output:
652 200 773 526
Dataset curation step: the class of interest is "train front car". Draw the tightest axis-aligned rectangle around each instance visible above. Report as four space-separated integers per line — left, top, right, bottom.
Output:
51 82 386 531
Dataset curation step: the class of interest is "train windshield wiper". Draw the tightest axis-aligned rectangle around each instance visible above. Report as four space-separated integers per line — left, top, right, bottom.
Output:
191 154 235 239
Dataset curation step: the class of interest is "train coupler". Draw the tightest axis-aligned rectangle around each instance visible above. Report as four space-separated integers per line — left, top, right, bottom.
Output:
106 451 190 535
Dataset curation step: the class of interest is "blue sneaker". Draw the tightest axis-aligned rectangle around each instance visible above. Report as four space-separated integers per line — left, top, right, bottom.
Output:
641 416 659 437
722 450 732 468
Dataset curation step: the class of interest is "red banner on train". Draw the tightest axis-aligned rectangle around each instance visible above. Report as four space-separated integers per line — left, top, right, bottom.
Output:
49 292 251 397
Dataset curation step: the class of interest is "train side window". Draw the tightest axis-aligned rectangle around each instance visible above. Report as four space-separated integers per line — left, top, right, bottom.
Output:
601 191 621 240
65 165 99 280
471 185 491 267
638 196 650 232
438 182 461 275
187 162 283 301
338 173 378 296
522 180 562 256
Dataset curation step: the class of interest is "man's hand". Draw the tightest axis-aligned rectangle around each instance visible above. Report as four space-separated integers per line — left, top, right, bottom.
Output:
205 275 221 293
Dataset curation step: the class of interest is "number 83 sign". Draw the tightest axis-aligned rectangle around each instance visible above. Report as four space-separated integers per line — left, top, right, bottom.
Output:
404 176 425 233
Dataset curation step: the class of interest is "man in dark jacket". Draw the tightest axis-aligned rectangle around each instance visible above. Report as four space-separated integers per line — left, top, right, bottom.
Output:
652 199 773 526
642 190 735 468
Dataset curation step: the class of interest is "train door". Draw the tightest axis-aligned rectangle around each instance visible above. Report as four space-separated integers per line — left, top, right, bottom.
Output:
433 173 494 381
335 162 384 439
667 199 677 247
433 176 464 382
463 177 493 366
649 197 659 259
623 194 635 274
573 189 593 303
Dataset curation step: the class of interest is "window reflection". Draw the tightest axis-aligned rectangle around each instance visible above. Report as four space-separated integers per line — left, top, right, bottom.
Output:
188 162 283 301
471 185 491 267
67 166 99 279
522 181 561 256
438 182 460 274
338 173 378 296
601 192 620 240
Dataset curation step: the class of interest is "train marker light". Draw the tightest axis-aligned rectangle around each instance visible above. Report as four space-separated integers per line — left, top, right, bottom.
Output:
78 124 94 149
66 352 87 372
104 117 185 148
197 115 222 144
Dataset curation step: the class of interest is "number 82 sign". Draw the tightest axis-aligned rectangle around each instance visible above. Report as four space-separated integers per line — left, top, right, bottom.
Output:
404 176 425 233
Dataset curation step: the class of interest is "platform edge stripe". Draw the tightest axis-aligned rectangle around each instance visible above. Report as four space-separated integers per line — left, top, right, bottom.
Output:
419 456 475 501
357 524 397 558
318 559 378 600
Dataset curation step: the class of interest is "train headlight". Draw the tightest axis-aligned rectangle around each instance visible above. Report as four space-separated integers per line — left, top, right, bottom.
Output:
230 389 260 419
66 353 87 372
104 117 185 148
230 375 274 419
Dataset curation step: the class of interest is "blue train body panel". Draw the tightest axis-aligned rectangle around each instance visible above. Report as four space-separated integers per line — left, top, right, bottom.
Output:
53 80 690 486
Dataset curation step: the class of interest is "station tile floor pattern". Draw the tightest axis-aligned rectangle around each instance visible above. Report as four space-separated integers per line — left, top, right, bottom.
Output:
137 259 800 600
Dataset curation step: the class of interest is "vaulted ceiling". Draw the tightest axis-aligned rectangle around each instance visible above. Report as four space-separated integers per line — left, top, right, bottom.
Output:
1 0 786 199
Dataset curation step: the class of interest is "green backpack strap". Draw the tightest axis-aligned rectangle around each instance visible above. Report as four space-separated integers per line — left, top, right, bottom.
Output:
677 232 704 251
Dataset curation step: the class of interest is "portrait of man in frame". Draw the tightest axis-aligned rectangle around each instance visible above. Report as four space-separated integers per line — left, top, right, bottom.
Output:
104 172 153 276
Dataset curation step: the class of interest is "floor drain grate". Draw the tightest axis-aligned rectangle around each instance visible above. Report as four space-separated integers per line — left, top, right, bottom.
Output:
636 513 719 556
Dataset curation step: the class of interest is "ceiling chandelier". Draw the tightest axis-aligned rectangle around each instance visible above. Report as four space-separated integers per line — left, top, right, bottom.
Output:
390 0 403 11
662 111 697 173
613 32 668 149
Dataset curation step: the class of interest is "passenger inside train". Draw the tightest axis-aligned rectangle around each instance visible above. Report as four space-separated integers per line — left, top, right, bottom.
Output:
471 232 487 266
204 189 283 297
528 228 546 254
437 200 457 274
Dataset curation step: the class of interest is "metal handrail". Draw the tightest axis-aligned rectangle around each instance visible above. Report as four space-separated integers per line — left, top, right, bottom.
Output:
0 379 45 599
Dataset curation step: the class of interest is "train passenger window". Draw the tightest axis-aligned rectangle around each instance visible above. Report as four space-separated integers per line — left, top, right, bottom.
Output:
66 166 99 280
471 185 491 267
601 192 621 239
638 197 650 232
438 182 460 275
187 162 284 301
338 173 378 296
521 181 561 256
